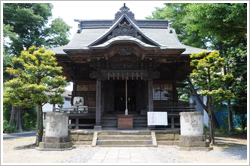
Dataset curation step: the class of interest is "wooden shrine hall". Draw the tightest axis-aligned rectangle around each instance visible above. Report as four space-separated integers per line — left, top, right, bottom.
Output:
51 4 208 130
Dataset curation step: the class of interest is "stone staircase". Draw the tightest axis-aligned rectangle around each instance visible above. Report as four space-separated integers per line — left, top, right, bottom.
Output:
93 130 157 147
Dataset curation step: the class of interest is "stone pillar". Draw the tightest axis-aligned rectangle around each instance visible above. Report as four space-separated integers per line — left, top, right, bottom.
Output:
178 112 212 151
94 79 102 130
38 112 72 150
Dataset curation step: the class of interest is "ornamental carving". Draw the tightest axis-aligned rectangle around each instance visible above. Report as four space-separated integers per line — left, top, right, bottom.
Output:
50 120 57 128
108 22 142 40
191 119 198 127
113 4 136 23
115 47 135 56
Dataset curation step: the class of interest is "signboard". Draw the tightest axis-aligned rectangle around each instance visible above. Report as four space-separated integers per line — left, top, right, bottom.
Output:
147 112 168 126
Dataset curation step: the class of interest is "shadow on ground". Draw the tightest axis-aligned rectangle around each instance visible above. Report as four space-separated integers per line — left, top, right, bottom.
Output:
14 143 37 150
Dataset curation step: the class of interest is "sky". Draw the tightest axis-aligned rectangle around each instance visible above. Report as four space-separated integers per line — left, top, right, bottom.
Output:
50 1 165 40
50 1 165 91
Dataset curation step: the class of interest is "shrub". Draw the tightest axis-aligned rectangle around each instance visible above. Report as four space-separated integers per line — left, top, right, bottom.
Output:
3 120 17 133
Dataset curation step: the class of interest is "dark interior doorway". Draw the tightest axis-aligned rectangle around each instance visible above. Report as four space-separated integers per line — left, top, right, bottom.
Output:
114 80 136 112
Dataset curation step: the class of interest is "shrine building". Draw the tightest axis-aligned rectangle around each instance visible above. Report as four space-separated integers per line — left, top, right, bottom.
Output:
50 4 209 130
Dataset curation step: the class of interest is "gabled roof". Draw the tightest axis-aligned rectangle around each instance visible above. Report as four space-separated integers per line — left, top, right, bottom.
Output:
88 14 161 47
50 4 209 56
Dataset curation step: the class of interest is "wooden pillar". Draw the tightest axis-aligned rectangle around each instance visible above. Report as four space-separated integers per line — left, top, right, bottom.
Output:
75 117 79 129
148 79 155 129
71 82 77 105
94 79 102 130
148 79 153 112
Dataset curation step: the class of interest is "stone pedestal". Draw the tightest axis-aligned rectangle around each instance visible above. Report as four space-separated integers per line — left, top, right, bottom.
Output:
177 112 212 151
38 112 72 151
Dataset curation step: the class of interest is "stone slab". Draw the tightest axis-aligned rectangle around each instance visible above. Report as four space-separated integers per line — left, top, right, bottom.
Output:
177 141 209 147
39 142 72 149
179 135 206 142
175 146 213 151
42 136 70 143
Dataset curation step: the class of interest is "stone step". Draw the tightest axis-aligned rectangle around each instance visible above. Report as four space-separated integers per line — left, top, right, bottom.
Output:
96 144 156 147
96 140 153 146
98 131 151 135
98 135 152 140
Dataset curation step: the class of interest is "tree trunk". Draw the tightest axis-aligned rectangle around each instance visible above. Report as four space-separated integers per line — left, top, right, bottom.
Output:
223 66 234 132
187 78 220 128
8 106 23 132
227 99 234 131
9 106 16 126
208 106 215 145
35 104 43 146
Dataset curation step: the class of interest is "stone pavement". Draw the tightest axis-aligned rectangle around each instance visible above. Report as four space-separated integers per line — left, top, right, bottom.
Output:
87 147 161 163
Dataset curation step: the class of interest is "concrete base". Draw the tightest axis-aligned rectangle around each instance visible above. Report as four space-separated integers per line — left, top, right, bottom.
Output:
175 146 213 152
94 126 102 130
39 141 72 149
36 146 75 151
177 141 209 147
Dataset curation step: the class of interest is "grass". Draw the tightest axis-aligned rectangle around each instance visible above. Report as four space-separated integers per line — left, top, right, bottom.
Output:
204 127 247 139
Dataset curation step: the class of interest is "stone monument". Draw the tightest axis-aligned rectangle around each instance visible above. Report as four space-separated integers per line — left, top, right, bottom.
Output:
38 112 72 150
177 112 212 151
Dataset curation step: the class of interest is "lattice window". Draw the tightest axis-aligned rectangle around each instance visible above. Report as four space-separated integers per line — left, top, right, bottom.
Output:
153 83 173 101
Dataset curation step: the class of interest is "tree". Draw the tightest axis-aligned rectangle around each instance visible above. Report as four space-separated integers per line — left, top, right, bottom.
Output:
184 3 247 131
3 3 71 56
4 46 67 145
148 3 247 132
3 3 71 133
146 3 208 49
228 46 247 132
188 51 234 144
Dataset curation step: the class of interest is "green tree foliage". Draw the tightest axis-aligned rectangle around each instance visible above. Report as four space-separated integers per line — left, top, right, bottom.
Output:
3 3 71 56
3 3 71 133
189 51 234 144
185 3 247 42
146 3 208 48
228 46 247 131
4 46 67 145
185 3 247 132
148 3 247 132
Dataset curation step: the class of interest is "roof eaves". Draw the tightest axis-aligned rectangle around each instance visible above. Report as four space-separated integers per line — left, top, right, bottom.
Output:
89 36 159 50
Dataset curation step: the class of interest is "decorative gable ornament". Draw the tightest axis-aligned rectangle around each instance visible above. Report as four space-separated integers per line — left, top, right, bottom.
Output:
108 22 142 40
113 3 136 24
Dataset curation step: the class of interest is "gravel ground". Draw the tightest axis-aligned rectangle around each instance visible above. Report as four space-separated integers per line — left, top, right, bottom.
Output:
210 146 247 160
58 145 101 163
149 146 185 163
149 143 248 163
3 136 248 164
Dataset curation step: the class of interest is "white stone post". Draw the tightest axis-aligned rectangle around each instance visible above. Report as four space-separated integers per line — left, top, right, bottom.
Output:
38 112 72 150
178 112 212 151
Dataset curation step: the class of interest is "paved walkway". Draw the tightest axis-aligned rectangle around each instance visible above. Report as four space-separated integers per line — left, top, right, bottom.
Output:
3 130 37 140
87 147 160 163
